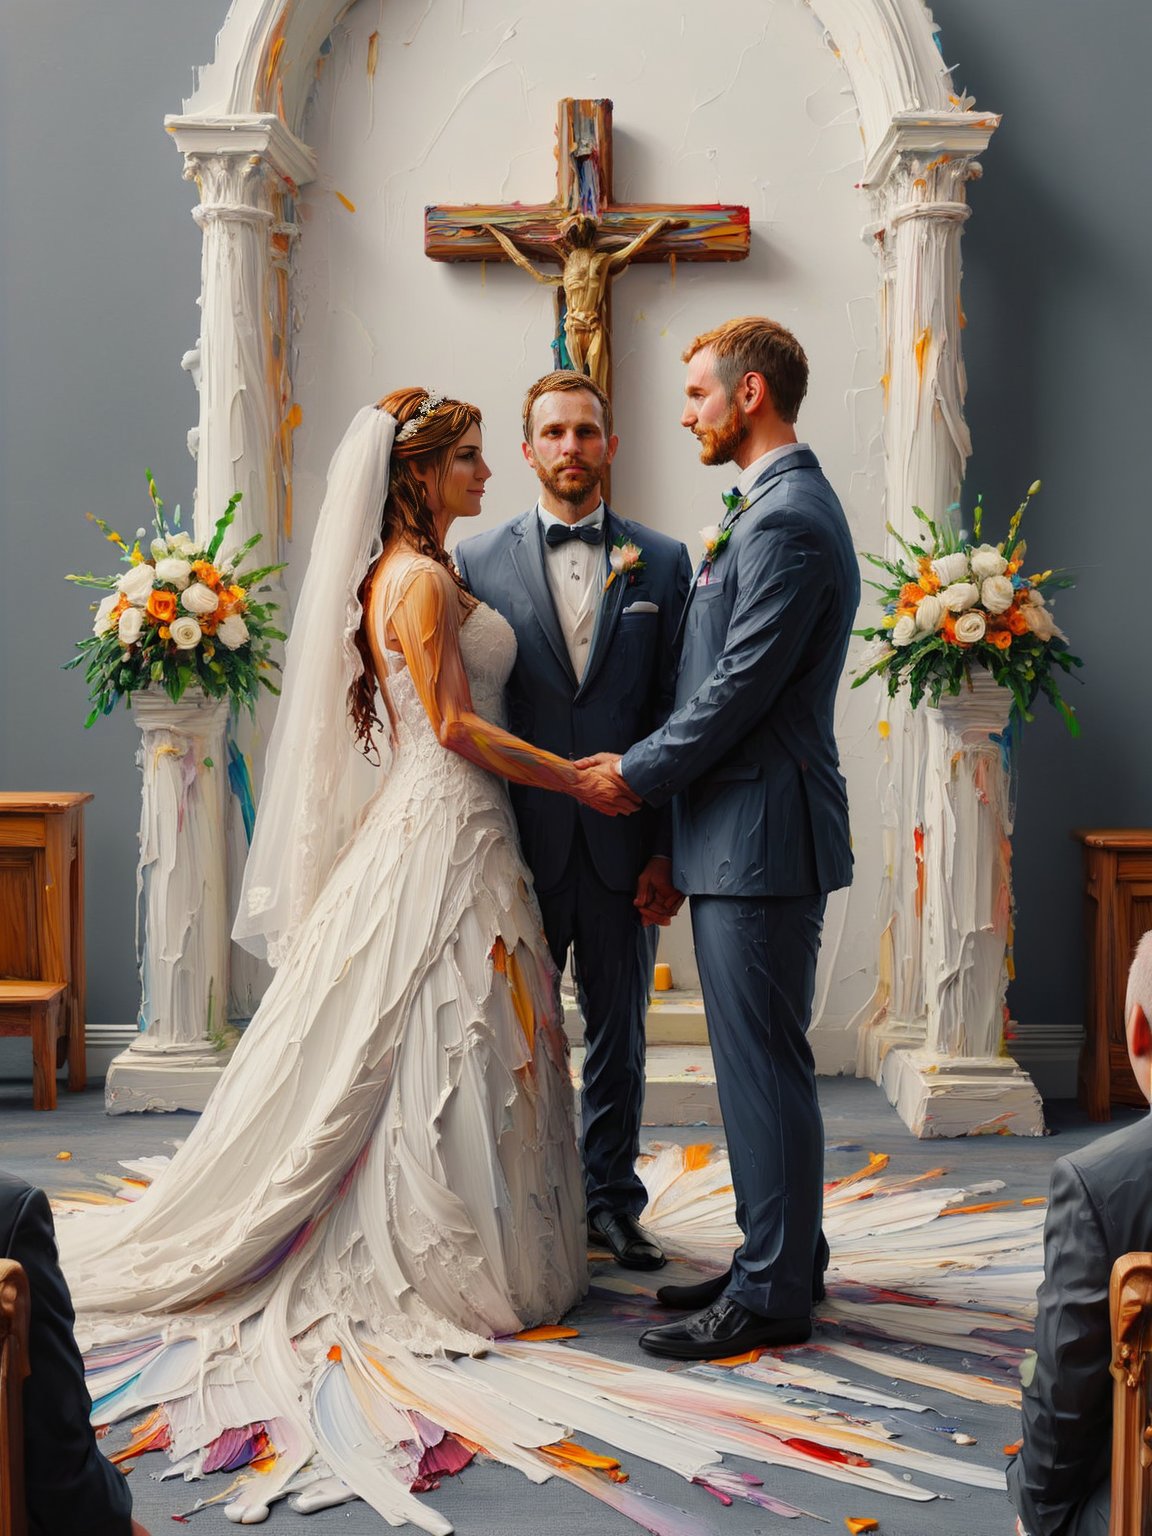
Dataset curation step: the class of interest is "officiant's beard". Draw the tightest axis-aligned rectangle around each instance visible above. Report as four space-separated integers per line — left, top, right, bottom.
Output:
535 460 603 504
695 399 749 466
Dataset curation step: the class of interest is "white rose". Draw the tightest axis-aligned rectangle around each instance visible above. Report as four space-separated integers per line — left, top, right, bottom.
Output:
117 562 155 606
941 581 979 613
216 613 249 650
970 544 1008 580
150 537 168 560
169 616 203 649
167 532 196 555
1022 604 1055 641
93 593 120 636
154 557 192 590
915 594 945 632
891 614 917 648
954 611 987 645
118 606 144 645
981 575 1015 615
181 581 220 615
931 552 969 586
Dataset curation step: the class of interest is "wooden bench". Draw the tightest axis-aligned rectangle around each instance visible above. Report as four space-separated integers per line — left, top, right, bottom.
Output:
0 983 71 1111
0 1258 30 1536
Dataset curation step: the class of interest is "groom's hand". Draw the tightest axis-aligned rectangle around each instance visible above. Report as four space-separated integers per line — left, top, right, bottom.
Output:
634 856 685 927
574 752 642 817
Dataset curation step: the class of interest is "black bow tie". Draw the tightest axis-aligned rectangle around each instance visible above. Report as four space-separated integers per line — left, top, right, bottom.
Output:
544 521 604 547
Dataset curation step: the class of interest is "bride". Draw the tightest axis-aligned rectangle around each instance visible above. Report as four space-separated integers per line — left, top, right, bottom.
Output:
60 390 638 1513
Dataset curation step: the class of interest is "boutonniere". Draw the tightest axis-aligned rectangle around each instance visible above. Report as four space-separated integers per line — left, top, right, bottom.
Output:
699 524 733 570
604 538 645 591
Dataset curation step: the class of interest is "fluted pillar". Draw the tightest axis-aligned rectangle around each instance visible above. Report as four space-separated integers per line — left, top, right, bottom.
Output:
166 114 316 1022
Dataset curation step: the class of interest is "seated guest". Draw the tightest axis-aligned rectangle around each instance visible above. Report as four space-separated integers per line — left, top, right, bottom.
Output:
1010 931 1152 1536
1 1170 148 1536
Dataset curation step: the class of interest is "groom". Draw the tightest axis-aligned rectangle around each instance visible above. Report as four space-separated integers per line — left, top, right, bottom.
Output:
455 370 692 1270
582 317 859 1357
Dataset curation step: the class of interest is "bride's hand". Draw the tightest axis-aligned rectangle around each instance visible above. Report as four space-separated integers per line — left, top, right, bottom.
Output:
575 761 642 816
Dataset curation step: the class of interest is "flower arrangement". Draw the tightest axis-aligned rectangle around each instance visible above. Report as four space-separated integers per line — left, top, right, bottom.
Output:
605 538 644 591
66 474 286 726
852 481 1082 732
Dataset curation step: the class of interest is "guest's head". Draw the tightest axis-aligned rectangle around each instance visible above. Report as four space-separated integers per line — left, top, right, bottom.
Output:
1125 931 1152 1102
520 371 616 519
681 316 807 468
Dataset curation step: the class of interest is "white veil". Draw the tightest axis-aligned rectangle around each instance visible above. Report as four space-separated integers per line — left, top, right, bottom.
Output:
234 404 396 965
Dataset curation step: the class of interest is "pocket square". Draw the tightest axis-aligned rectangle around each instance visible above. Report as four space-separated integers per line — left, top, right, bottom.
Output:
622 601 659 615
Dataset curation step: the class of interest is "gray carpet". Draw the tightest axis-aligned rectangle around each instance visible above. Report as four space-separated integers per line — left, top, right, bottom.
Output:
1 1076 1135 1535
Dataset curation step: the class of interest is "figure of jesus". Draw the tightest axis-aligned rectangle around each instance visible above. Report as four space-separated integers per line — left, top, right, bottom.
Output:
481 213 679 391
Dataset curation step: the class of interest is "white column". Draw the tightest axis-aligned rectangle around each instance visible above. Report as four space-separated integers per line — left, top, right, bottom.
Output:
166 115 316 1022
853 112 995 1077
105 693 233 1113
880 671 1045 1136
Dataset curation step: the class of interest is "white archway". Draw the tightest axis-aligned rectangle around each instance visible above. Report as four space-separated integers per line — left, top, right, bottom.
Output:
140 0 1012 1130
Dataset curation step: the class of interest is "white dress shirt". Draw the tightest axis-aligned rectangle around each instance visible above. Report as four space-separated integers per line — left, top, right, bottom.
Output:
735 441 810 499
537 502 605 679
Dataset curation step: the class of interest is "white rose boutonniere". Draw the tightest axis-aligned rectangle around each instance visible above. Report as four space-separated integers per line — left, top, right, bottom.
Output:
605 538 645 591
954 611 987 645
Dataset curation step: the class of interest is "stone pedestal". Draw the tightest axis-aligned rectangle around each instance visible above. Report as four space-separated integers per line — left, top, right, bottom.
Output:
105 692 236 1113
878 669 1044 1137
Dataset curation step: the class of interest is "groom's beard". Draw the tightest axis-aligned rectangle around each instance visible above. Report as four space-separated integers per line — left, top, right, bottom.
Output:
695 398 749 466
534 458 603 504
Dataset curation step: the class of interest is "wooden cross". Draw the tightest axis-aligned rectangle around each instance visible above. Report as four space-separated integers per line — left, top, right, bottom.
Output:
425 98 750 404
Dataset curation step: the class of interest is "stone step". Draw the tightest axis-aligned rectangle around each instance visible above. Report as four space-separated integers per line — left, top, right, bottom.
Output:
569 1042 721 1127
562 986 708 1047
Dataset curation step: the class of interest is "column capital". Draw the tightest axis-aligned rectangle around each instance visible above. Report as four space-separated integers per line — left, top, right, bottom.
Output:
861 109 1000 192
164 112 317 193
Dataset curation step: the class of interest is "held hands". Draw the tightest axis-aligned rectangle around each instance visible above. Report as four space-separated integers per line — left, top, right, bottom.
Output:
575 756 642 816
634 855 685 927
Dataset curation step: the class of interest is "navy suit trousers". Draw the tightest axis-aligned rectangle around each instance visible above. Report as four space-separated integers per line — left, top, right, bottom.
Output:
535 829 657 1222
691 892 826 1317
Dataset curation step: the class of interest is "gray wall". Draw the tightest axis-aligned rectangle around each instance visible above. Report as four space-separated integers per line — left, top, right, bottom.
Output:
1 0 1147 1043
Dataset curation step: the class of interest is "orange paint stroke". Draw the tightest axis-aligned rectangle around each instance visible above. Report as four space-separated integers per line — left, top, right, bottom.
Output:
914 326 931 381
845 1520 880 1535
543 1439 621 1472
335 192 357 213
913 825 926 919
516 1325 580 1341
327 1344 342 1361
683 1143 714 1172
367 31 379 77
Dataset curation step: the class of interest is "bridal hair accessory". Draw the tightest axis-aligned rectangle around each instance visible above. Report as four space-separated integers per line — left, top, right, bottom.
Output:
395 391 446 443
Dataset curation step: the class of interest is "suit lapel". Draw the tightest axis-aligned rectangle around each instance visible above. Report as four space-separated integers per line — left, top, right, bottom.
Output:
575 508 629 700
671 450 821 650
509 510 578 688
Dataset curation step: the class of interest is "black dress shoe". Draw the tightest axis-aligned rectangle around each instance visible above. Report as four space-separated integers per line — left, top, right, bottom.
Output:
587 1211 666 1271
657 1260 826 1310
639 1296 811 1360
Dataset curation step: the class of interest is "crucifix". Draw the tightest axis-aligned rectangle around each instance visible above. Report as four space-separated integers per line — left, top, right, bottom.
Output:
425 99 750 403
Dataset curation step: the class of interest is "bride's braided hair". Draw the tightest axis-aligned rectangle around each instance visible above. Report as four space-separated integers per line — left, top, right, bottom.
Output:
350 387 482 755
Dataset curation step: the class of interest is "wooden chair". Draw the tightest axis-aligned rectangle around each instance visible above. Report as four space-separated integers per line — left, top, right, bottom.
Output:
0 982 70 1111
1110 1252 1152 1535
0 1259 30 1536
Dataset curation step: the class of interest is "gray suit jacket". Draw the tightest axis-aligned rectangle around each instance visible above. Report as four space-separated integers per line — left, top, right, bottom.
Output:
1009 1112 1152 1536
455 507 691 894
621 448 858 897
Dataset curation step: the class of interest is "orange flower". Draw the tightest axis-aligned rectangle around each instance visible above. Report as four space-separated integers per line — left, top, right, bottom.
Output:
111 594 130 622
158 625 171 640
917 559 941 594
1007 607 1029 636
198 612 219 636
941 614 960 646
191 561 222 591
146 589 177 623
989 629 1012 650
900 582 926 606
217 583 246 618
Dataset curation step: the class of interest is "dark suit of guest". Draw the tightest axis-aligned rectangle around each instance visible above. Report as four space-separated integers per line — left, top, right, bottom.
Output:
0 1171 134 1536
456 509 691 1222
1009 1114 1152 1536
621 447 857 1317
